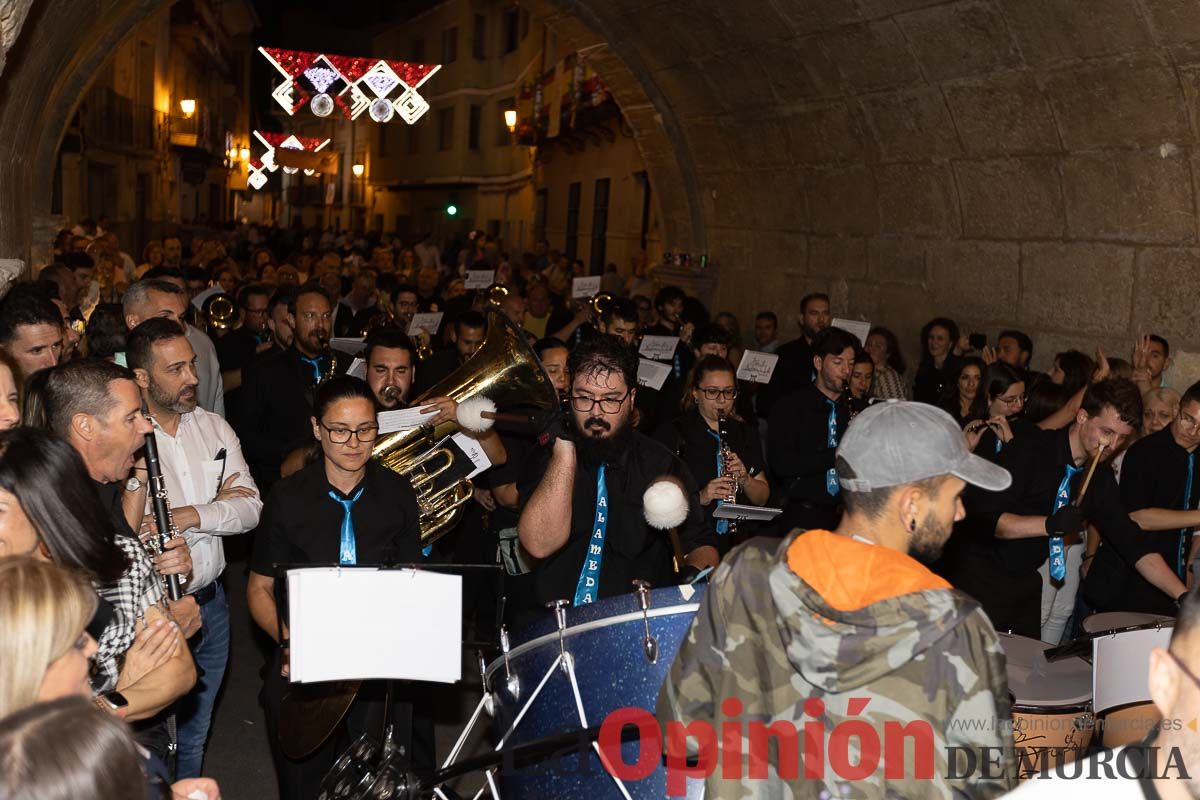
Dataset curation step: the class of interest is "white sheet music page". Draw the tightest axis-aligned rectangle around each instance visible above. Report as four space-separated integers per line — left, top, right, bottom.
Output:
288 567 462 683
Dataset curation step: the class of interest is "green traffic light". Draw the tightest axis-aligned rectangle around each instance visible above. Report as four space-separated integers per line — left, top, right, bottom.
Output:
446 204 458 216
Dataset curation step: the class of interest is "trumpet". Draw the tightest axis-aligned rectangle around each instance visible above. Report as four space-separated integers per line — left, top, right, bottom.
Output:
142 430 183 602
717 410 738 537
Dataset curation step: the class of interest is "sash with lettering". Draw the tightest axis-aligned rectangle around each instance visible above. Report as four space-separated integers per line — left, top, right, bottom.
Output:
573 464 609 606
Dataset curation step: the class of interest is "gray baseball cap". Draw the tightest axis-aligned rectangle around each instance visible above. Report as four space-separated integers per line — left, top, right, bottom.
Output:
837 400 1012 493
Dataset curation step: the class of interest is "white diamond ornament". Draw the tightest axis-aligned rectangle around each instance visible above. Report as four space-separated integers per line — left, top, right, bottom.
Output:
248 171 268 190
395 88 430 124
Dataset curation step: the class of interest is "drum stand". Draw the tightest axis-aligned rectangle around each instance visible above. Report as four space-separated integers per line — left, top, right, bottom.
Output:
433 592 656 800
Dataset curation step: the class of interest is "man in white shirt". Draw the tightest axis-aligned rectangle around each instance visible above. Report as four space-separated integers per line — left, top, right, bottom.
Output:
1006 590 1200 798
124 277 226 417
126 316 262 779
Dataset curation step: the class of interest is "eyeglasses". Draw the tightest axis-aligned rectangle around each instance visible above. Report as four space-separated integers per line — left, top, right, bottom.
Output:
998 394 1026 407
1169 650 1200 693
320 423 380 444
570 392 630 414
697 387 738 401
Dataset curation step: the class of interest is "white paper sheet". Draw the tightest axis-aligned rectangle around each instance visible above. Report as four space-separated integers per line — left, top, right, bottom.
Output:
736 350 780 384
465 270 494 289
346 357 366 380
833 318 872 347
330 337 365 356
407 312 444 336
377 405 439 434
637 358 672 390
571 276 602 299
191 285 224 310
450 432 492 479
639 335 680 361
288 567 462 684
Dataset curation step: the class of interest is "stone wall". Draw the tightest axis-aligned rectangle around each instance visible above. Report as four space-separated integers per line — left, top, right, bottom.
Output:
536 0 1200 387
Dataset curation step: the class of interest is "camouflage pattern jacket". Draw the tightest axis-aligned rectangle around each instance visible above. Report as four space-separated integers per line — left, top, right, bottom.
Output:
657 530 1016 798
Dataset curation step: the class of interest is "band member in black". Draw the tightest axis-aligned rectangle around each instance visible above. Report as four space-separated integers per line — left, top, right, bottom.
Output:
248 376 422 800
363 326 417 411
413 311 486 397
961 379 1177 640
239 285 346 490
768 326 859 534
1083 380 1200 618
655 355 769 555
517 335 718 624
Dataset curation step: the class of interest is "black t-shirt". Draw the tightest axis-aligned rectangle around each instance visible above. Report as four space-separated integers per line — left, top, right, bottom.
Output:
215 325 266 373
767 383 849 506
757 336 813 419
237 347 348 489
972 427 1154 578
525 431 717 609
653 411 766 536
1085 426 1198 615
250 460 422 577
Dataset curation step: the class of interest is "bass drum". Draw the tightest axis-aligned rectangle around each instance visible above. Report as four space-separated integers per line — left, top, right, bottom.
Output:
486 584 705 799
1084 612 1174 748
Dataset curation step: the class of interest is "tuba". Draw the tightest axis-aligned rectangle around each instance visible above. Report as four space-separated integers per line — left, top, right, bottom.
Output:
372 310 559 545
485 282 510 307
590 290 614 318
204 293 237 334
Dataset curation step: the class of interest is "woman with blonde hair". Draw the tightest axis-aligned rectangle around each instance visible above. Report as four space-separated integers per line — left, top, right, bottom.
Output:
0 558 221 799
0 556 97 719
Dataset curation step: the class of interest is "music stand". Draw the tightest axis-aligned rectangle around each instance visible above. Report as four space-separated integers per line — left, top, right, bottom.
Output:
712 503 783 522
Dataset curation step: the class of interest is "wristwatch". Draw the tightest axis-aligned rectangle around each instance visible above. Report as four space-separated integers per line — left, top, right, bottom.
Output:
93 690 129 713
125 475 143 492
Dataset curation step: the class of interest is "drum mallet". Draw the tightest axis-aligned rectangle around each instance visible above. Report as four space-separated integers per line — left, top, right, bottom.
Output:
1073 439 1109 507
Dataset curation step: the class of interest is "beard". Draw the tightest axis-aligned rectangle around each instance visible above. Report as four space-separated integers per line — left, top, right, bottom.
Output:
909 513 952 565
151 382 197 414
574 413 634 467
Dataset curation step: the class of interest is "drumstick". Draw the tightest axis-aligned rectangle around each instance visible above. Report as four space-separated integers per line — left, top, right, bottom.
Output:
1073 440 1109 508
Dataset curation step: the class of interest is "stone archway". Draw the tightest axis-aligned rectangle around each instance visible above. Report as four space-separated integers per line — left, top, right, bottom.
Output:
6 0 1200 378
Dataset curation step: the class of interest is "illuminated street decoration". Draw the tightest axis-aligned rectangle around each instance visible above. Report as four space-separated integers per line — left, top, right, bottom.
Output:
247 131 331 190
258 47 440 123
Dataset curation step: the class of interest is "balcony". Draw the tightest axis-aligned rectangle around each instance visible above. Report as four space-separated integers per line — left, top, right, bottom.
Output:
82 87 165 154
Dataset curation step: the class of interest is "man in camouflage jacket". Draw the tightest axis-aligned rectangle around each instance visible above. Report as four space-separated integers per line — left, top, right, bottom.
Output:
658 401 1018 798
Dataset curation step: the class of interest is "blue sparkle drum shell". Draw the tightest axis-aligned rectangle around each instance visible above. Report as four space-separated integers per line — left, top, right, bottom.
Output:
485 584 706 799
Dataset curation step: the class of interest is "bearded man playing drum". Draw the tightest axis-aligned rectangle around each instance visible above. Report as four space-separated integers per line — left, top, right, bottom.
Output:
517 334 719 623
659 401 1018 797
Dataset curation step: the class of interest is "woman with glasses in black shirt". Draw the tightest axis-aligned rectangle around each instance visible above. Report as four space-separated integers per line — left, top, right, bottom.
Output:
248 375 422 800
655 355 769 554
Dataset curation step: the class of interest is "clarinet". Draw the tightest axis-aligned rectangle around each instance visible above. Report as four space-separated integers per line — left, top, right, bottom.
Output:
717 410 738 537
142 432 183 601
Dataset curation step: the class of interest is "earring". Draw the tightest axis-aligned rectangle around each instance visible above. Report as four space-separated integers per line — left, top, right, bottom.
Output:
910 519 917 532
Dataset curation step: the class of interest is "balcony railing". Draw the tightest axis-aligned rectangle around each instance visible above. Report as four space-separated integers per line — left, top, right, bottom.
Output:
83 87 164 153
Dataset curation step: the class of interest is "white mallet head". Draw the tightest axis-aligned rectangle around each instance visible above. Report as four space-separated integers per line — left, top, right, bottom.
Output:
643 478 689 530
456 396 496 433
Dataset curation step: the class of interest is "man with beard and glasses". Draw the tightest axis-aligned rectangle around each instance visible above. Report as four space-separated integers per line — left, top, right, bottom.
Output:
1010 587 1200 798
126 318 262 779
659 401 1018 799
239 285 344 490
517 334 718 626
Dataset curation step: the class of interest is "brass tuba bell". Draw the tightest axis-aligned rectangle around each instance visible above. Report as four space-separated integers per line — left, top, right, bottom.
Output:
372 310 558 545
485 282 510 308
204 293 237 332
590 291 614 317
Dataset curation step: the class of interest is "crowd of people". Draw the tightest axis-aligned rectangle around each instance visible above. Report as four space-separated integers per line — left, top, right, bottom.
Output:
0 217 1197 798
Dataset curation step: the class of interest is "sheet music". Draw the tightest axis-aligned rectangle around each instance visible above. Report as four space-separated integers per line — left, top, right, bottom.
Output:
639 335 680 361
571 276 602 299
377 405 439 435
736 350 779 384
346 357 366 380
637 358 672 390
407 312 444 336
450 432 492 479
832 318 872 347
330 337 365 356
464 270 494 289
288 567 462 684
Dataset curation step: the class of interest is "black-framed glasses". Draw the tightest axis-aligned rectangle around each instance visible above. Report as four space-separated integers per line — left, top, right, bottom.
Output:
1169 650 1200 692
570 392 630 414
697 386 738 401
320 422 380 444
